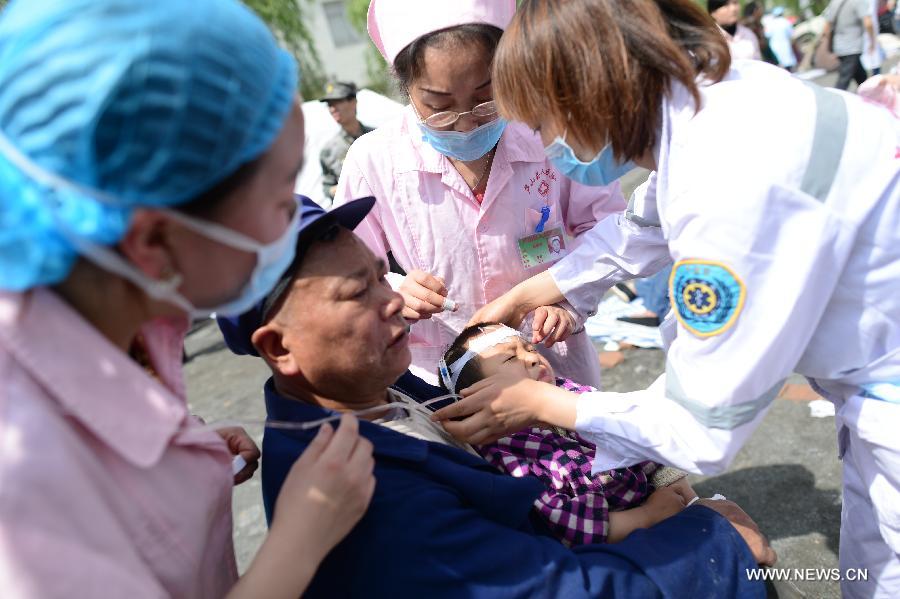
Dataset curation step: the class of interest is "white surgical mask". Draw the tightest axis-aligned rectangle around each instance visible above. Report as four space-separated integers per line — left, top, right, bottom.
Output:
78 206 301 319
417 118 507 162
0 128 299 319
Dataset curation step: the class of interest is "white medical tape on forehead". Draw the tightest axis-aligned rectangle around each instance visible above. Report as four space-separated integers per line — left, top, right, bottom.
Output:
443 325 523 393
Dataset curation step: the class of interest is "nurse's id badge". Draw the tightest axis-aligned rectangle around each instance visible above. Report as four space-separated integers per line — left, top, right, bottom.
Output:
517 226 568 269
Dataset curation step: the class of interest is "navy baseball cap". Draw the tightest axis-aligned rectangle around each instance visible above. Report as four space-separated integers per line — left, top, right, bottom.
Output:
217 194 375 356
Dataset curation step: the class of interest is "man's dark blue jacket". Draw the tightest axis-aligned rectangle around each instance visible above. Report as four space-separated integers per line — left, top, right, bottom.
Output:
261 374 764 598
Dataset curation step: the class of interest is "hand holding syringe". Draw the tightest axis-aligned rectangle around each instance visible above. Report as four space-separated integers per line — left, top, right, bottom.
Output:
397 270 459 320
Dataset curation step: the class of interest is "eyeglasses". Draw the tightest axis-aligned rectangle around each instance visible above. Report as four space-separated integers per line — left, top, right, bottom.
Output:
420 101 499 129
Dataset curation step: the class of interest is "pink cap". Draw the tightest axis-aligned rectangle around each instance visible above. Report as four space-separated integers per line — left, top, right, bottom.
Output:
367 0 516 66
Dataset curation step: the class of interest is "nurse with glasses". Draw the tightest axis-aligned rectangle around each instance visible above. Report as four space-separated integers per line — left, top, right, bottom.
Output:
334 0 628 389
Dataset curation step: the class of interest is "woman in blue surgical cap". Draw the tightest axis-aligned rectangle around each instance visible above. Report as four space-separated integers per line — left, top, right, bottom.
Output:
0 0 373 596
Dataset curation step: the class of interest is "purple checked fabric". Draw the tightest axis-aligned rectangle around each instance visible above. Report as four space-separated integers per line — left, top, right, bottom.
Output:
476 378 660 546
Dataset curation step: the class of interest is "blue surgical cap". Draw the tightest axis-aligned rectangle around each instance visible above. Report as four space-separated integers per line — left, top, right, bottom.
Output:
0 0 298 290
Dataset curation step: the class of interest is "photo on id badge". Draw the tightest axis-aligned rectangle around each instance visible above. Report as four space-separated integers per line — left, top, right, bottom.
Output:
518 204 569 269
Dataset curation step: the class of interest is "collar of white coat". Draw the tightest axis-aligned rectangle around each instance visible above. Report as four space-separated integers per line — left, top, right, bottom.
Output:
655 60 786 177
395 105 545 174
652 61 757 186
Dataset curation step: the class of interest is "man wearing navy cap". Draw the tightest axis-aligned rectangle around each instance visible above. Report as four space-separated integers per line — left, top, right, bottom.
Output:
217 196 772 598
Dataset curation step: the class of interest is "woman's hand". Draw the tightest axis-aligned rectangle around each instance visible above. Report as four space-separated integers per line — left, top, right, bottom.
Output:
469 293 529 329
431 373 543 445
229 415 375 599
398 270 453 321
216 426 260 485
432 373 577 445
469 270 566 328
532 305 576 347
271 414 375 551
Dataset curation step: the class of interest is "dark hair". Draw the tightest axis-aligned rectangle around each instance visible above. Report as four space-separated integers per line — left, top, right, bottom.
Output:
176 157 262 219
494 0 730 162
742 1 761 19
436 322 503 392
392 23 504 92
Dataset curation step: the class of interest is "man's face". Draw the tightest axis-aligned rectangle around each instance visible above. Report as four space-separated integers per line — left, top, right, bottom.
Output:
327 97 357 127
273 228 410 401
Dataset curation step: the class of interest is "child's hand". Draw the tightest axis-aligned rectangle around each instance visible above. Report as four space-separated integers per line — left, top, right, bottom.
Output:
666 478 698 504
608 486 687 542
532 305 576 347
216 426 260 485
642 485 688 526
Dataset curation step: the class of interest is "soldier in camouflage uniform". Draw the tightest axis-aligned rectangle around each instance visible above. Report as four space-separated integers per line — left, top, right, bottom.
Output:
319 81 373 204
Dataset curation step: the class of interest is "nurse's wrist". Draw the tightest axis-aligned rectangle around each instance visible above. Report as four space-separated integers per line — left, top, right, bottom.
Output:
507 271 564 324
533 383 578 430
231 523 321 599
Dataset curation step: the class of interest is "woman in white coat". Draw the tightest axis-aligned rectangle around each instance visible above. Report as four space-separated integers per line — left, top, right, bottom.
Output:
432 1 900 597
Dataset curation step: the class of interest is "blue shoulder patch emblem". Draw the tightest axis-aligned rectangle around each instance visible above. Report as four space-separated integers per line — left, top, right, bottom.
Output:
669 260 746 337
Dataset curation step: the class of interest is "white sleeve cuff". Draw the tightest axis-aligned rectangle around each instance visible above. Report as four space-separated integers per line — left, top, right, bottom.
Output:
572 376 757 476
550 214 670 321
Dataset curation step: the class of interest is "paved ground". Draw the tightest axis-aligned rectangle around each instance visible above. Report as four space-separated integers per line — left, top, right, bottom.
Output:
603 350 843 599
181 59 900 598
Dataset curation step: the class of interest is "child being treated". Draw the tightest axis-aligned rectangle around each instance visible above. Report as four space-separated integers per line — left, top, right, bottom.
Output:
438 323 696 546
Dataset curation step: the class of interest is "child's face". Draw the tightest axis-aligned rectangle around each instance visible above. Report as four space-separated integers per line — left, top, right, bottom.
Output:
473 329 556 384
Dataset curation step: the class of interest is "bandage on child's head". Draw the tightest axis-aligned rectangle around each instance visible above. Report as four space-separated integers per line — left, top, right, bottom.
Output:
438 323 522 394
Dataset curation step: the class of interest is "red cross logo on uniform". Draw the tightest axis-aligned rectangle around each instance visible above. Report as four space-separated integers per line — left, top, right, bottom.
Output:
538 180 550 197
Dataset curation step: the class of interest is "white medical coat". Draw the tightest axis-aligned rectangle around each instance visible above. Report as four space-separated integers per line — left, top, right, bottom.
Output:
552 60 900 475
